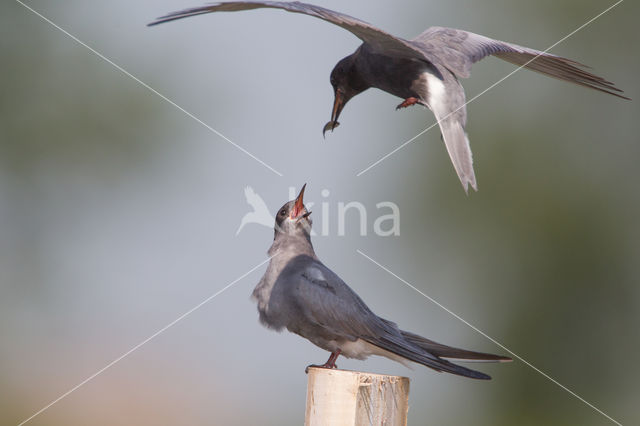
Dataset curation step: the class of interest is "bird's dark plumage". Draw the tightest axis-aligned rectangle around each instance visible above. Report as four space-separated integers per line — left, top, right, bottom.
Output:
149 2 628 192
252 185 511 379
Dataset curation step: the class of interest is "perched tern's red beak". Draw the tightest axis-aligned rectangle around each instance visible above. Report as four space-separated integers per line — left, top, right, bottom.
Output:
291 184 306 219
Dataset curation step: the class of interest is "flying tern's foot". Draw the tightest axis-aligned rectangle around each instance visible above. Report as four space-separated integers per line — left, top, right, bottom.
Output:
396 97 421 110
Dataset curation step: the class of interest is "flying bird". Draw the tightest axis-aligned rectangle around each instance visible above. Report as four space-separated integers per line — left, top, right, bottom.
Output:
251 184 511 379
149 2 628 192
236 186 273 235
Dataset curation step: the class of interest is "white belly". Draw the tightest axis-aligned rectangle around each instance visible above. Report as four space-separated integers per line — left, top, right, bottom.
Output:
340 339 411 367
425 72 447 114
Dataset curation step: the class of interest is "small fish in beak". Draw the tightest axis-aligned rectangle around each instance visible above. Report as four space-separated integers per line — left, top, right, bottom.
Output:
322 88 346 137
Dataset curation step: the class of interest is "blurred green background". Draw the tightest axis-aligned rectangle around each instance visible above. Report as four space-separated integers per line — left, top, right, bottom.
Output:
1 0 638 425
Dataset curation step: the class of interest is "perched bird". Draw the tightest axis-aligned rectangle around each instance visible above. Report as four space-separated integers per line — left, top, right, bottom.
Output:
251 184 511 379
236 186 273 235
149 1 628 192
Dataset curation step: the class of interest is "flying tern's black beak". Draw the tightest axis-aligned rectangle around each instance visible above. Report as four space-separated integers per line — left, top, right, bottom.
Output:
322 89 346 137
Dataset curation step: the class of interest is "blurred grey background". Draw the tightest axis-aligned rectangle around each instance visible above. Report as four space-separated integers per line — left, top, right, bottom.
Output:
1 0 638 424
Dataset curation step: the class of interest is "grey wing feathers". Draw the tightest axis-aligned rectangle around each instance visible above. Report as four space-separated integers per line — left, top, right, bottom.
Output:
149 1 428 60
291 257 385 339
285 256 495 379
413 27 628 99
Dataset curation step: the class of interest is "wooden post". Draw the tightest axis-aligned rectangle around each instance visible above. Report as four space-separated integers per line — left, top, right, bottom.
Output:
305 367 410 426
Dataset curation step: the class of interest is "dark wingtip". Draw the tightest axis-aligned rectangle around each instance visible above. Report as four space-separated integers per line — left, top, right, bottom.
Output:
147 6 219 27
466 366 492 380
435 358 495 380
494 356 513 363
147 13 178 27
475 372 492 380
147 16 173 27
447 366 491 380
147 13 188 26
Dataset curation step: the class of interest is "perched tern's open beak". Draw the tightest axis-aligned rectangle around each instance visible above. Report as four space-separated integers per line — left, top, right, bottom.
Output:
291 183 306 219
297 210 312 223
322 89 346 137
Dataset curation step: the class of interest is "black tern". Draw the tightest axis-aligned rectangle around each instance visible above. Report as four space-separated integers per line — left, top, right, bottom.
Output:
251 184 511 379
149 1 628 192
